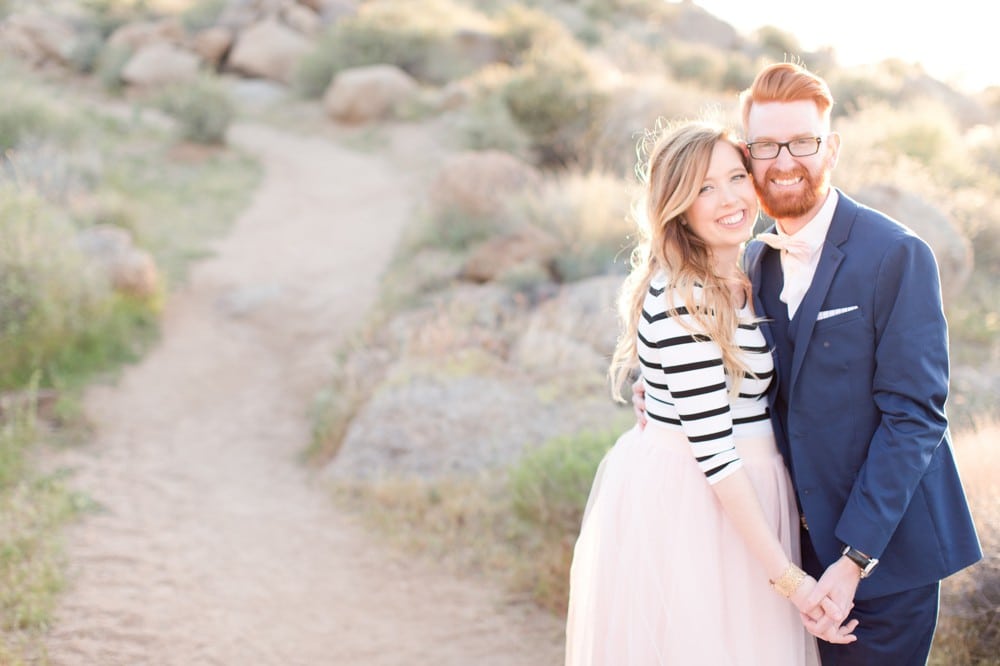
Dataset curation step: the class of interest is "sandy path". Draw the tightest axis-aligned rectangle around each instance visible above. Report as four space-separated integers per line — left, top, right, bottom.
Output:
45 123 564 665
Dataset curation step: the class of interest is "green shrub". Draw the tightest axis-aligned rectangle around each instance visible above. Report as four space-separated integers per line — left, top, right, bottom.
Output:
509 429 615 537
501 41 609 166
0 392 86 645
293 0 489 97
67 30 105 74
408 207 509 253
0 91 76 153
666 42 728 89
181 0 227 33
753 25 802 62
95 44 133 92
453 92 534 160
494 4 572 64
156 75 235 144
0 187 113 389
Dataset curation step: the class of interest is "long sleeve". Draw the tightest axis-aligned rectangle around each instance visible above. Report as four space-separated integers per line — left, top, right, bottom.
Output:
637 278 772 485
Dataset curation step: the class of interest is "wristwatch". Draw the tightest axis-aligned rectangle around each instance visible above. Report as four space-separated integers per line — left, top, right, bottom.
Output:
841 545 879 579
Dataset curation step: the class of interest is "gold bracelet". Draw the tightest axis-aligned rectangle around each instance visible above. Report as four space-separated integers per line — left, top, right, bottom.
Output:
770 563 807 598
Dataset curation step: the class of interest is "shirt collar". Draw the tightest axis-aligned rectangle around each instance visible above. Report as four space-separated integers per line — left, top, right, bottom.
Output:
774 189 839 254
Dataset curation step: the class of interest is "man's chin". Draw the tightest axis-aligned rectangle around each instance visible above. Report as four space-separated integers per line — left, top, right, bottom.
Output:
761 193 814 219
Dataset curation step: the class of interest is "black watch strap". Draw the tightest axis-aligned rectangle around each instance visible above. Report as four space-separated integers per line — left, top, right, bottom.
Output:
841 545 878 578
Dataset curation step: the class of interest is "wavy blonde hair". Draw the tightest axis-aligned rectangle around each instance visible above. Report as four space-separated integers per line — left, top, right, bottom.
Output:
609 120 755 401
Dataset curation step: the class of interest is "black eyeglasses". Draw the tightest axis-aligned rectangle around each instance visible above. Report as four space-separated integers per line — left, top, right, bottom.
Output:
746 137 824 160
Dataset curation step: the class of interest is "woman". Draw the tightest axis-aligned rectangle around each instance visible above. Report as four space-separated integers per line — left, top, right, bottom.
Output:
564 121 853 664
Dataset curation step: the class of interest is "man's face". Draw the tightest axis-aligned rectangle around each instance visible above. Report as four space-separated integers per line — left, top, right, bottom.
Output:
745 100 840 225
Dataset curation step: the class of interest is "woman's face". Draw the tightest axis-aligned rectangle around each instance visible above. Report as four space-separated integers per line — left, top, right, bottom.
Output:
683 141 758 255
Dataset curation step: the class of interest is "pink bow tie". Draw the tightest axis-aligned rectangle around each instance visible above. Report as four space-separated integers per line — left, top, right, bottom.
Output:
757 232 813 262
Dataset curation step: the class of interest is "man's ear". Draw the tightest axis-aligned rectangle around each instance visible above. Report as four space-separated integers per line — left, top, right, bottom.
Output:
738 140 751 168
826 132 842 169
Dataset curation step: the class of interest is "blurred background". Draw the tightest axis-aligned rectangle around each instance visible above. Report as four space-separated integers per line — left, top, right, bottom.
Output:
0 0 996 663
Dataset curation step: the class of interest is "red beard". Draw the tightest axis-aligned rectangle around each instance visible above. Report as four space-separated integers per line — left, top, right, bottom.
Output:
754 164 830 219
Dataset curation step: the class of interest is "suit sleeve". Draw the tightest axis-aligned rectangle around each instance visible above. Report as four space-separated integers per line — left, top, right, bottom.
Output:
833 235 950 557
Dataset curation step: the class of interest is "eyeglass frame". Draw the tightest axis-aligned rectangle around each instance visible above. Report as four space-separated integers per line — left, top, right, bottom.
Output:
745 136 825 160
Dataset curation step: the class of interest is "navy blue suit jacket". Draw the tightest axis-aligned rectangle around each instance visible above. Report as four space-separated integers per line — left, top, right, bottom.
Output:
743 190 981 599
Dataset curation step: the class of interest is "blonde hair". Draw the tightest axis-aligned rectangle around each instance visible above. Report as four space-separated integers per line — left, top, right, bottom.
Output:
609 120 754 401
739 62 835 130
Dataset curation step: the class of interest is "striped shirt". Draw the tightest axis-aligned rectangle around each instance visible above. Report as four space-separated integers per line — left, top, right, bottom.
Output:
638 273 774 484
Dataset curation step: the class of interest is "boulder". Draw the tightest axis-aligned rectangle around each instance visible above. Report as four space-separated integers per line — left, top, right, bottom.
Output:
282 3 322 36
322 64 418 124
427 149 541 218
77 225 159 299
192 26 234 67
227 18 311 83
0 12 78 66
121 43 201 87
459 228 559 284
107 18 185 50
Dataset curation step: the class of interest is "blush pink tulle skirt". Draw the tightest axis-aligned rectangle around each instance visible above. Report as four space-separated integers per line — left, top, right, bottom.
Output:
564 423 820 665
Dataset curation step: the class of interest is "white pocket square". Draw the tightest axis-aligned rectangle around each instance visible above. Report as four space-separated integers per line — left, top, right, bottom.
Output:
817 305 859 321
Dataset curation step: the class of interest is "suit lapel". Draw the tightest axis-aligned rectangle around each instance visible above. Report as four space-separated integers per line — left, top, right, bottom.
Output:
788 191 857 393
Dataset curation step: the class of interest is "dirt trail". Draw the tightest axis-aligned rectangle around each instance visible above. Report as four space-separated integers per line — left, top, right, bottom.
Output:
46 122 564 665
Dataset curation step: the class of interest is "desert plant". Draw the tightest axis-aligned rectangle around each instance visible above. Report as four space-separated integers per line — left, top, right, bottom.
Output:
293 0 489 97
453 92 534 161
0 187 113 389
928 421 1000 664
512 169 632 281
95 44 133 92
501 41 609 166
494 4 573 64
180 0 227 33
752 25 802 62
0 91 76 153
506 425 628 611
156 75 235 144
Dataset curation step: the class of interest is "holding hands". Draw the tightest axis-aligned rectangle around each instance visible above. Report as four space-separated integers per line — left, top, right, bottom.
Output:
631 379 859 645
778 563 859 645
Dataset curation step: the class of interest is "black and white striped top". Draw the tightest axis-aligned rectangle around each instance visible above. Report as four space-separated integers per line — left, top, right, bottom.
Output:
638 273 774 484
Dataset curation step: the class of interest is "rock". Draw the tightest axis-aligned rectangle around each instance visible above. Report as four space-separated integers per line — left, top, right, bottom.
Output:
427 149 541 218
459 228 559 284
77 225 160 299
193 26 234 67
107 18 185 50
121 43 201 87
0 12 78 66
227 18 311 83
851 184 973 302
325 374 620 480
322 64 419 123
282 3 322 36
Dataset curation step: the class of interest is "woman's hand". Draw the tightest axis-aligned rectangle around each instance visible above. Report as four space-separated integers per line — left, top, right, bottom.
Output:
792 575 859 644
631 378 647 429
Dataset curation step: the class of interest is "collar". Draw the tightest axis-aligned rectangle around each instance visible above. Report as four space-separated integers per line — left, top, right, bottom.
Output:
774 189 839 256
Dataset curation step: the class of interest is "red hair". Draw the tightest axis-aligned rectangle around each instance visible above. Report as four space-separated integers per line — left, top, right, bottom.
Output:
739 62 834 130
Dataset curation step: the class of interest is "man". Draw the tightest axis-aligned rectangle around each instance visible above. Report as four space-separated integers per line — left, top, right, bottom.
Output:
636 62 981 663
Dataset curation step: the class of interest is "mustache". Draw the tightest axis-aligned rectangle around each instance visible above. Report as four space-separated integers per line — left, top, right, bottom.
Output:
763 165 809 182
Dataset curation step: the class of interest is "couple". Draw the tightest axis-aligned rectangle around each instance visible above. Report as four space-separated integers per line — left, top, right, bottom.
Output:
564 62 982 665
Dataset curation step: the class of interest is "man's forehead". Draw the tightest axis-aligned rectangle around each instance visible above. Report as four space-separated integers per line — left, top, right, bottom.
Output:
745 100 829 136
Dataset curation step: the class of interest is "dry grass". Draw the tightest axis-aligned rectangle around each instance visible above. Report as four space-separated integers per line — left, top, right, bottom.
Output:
930 420 1000 665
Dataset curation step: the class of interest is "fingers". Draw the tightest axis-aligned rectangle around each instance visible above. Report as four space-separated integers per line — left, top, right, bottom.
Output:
819 596 846 623
803 616 859 645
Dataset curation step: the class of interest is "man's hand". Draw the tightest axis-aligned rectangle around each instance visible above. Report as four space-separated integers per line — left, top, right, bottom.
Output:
801 556 862 642
631 378 647 429
790 574 858 645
